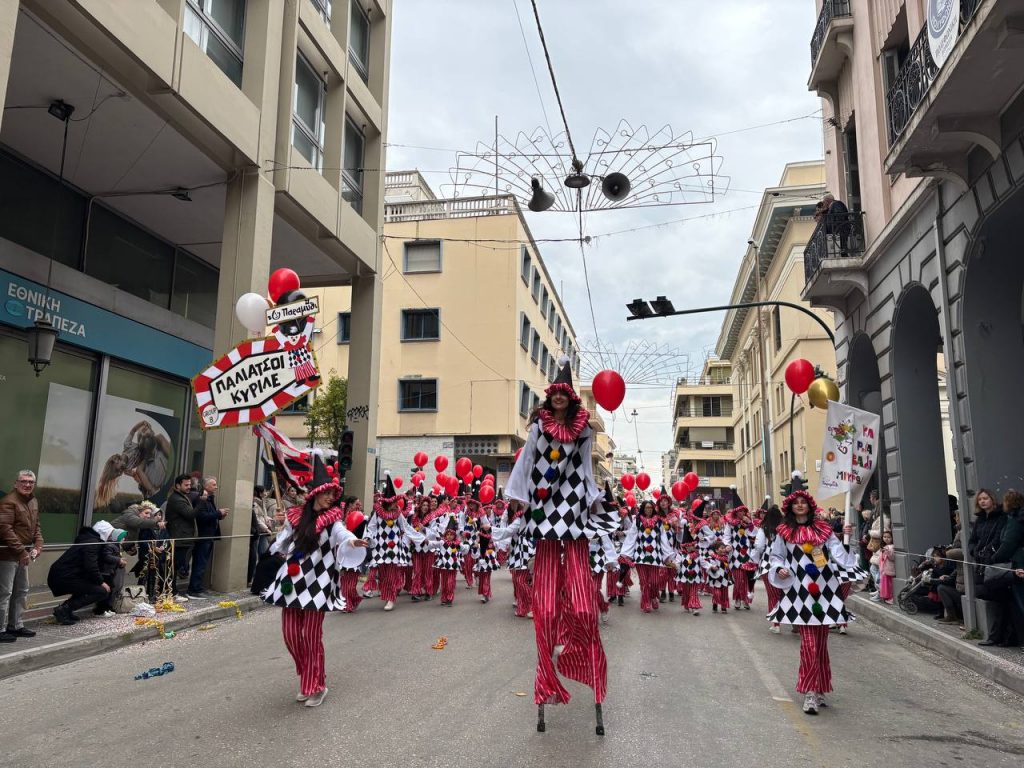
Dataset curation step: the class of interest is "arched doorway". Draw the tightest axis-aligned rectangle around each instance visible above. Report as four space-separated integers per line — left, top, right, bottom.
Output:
891 284 949 561
962 185 1024 500
846 332 885 504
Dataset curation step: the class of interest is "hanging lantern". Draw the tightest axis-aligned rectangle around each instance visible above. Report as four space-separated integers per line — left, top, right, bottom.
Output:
27 320 59 377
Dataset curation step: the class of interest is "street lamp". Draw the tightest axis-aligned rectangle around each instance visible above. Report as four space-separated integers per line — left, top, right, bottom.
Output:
26 320 59 377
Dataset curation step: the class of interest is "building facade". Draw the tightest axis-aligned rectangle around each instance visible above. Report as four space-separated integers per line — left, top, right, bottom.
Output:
611 453 638 481
0 0 391 592
804 0 1023 603
670 358 737 500
278 171 588 490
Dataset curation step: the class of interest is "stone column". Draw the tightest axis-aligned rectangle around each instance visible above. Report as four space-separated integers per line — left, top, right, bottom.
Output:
345 269 383 504
0 0 20 135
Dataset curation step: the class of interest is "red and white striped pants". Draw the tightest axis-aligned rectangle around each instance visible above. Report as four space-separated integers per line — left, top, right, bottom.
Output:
281 607 326 696
731 569 751 604
437 569 456 603
377 564 406 603
635 565 662 612
476 570 492 599
676 582 703 609
532 539 607 705
837 582 851 626
710 586 730 609
592 572 609 614
606 570 625 598
762 575 783 616
411 552 432 596
339 571 362 613
512 569 532 616
461 553 475 586
403 564 414 593
796 625 832 693
364 568 378 592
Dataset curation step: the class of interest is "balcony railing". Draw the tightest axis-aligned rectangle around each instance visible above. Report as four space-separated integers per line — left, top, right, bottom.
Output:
384 195 516 223
886 0 983 146
676 376 732 386
676 442 735 451
674 406 734 419
810 0 852 66
803 210 867 284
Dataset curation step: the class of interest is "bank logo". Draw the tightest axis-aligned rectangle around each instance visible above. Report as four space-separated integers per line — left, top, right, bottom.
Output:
4 299 24 317
927 0 960 69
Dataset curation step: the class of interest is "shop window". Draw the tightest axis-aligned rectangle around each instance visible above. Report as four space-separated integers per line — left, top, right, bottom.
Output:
85 205 175 309
349 0 371 82
91 364 188 521
171 251 217 328
399 379 437 412
343 117 365 214
401 309 440 341
0 150 86 269
403 240 441 273
184 0 246 87
293 53 327 171
0 333 97 543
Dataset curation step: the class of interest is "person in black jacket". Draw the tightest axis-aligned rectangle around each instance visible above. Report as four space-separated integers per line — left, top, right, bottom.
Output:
969 489 1006 578
187 477 228 599
48 520 127 625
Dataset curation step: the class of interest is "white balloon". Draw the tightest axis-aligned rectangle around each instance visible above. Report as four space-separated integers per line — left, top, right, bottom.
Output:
235 292 269 334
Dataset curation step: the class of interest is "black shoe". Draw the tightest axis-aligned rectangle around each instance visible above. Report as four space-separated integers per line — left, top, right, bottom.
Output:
53 606 76 626
187 592 208 600
978 640 997 646
617 595 624 606
669 593 675 602
713 604 719 613
6 627 36 638
0 631 15 643
410 595 421 602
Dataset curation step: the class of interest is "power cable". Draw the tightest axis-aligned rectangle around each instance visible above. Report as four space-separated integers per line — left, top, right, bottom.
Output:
511 0 555 139
528 0 579 166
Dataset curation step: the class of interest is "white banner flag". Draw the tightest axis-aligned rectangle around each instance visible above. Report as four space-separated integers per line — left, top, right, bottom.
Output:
818 401 881 506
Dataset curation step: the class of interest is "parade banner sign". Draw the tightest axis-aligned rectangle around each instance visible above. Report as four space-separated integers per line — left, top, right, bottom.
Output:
193 318 320 429
817 401 880 505
266 295 320 325
927 0 960 70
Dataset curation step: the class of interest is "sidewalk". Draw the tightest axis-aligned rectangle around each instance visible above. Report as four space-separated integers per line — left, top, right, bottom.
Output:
851 594 1024 696
0 590 264 681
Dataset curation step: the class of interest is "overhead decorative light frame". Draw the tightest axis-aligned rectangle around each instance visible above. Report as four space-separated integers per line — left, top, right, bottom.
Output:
578 338 691 388
443 120 728 213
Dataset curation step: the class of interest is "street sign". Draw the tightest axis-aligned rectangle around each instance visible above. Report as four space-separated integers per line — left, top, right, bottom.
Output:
266 295 320 325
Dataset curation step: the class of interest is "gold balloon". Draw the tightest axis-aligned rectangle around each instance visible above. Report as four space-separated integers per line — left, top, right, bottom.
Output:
807 377 840 408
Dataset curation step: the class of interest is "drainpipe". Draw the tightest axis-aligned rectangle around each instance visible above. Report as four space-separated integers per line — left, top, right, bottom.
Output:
932 184 976 631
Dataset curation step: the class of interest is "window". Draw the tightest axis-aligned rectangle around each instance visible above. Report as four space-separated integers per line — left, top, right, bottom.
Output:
520 313 531 350
403 240 441 273
401 309 440 341
702 396 723 417
292 53 326 171
701 460 730 477
280 394 310 414
348 0 370 82
548 358 556 383
521 247 532 285
541 287 549 320
531 330 540 363
399 379 437 412
540 346 549 374
336 312 351 343
170 252 218 328
531 269 541 303
519 382 532 417
85 205 175 309
342 117 365 213
531 392 540 411
184 0 245 86
842 122 862 212
548 306 556 332
310 0 332 22
772 305 782 351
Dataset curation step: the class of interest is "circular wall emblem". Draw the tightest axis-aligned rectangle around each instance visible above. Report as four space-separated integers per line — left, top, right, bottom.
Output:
4 299 24 317
201 404 219 426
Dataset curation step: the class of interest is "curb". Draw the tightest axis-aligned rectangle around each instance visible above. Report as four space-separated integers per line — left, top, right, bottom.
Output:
851 595 1024 696
0 595 265 681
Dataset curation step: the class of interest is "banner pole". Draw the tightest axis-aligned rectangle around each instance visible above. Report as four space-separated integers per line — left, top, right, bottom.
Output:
263 439 284 512
843 489 853 547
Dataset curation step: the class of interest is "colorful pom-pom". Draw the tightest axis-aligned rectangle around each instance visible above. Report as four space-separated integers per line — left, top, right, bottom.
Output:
807 582 821 597
286 562 300 577
280 580 293 595
811 603 825 619
532 508 546 523
549 449 561 461
801 543 814 554
536 488 549 501
544 467 557 482
805 563 820 578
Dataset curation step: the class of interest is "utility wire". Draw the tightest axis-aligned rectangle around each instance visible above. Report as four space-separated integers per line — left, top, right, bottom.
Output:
511 0 554 139
528 0 579 166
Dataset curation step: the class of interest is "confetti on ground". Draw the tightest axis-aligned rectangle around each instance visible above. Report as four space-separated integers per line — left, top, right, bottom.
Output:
134 661 175 680
640 671 658 679
514 692 528 697
134 617 167 638
196 624 217 631
218 601 243 619
431 636 449 650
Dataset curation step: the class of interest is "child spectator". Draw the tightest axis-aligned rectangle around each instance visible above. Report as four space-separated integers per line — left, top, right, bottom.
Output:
878 530 895 604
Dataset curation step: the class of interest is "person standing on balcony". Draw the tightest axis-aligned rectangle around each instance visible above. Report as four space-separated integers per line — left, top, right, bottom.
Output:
821 193 851 256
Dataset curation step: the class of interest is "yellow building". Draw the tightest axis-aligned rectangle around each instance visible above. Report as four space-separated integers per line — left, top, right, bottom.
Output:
715 161 839 508
279 171 591 489
0 0 392 592
580 386 616 484
670 358 737 500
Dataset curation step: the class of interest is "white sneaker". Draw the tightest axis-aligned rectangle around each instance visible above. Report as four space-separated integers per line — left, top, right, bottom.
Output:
814 693 828 708
770 623 781 634
383 600 395 612
304 688 328 708
692 610 700 616
526 611 533 619
174 595 189 603
839 625 847 635
802 693 818 715
296 691 309 702
869 594 881 602
600 612 609 625
479 595 487 603
99 610 116 618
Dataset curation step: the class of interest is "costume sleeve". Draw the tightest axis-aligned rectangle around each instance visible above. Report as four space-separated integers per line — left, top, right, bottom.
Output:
505 423 539 503
364 513 379 543
400 515 426 545
660 526 677 565
330 522 365 570
601 534 618 570
269 523 293 556
619 523 639 560
751 528 767 563
490 516 524 544
578 428 602 509
721 523 734 546
827 533 859 569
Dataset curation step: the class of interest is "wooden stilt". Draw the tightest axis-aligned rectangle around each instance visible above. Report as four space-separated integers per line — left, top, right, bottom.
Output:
536 703 545 733
595 703 605 736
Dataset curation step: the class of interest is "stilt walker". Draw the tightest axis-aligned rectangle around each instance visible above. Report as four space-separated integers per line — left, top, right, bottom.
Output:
491 499 535 618
506 356 617 735
752 503 784 632
767 474 864 715
263 457 369 706
364 474 426 612
617 499 677 614
726 487 756 610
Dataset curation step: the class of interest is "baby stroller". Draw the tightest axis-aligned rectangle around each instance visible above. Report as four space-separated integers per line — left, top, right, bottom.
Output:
896 547 935 614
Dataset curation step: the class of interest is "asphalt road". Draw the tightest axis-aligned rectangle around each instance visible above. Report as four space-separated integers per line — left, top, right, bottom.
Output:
2 571 1023 768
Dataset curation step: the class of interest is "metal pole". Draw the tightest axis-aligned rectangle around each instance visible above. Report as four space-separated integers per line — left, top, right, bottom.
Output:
626 300 835 345
790 391 797 476
494 115 499 199
752 246 774 504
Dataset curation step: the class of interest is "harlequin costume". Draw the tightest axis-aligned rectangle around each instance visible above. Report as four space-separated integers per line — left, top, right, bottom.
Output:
751 508 783 632
674 514 704 614
767 474 864 714
605 508 632 606
701 547 733 612
473 498 501 603
725 488 756 610
505 356 617 734
431 518 469 605
618 503 676 613
491 501 536 618
409 494 437 601
339 506 368 613
263 457 364 704
364 474 426 611
458 493 480 589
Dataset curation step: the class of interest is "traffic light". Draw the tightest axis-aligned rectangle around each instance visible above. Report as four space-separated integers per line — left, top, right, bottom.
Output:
338 427 354 477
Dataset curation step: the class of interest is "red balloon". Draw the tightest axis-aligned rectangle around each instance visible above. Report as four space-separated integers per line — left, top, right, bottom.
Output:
432 484 442 495
591 369 626 411
652 489 661 500
479 484 495 504
393 477 403 489
434 455 449 473
483 474 495 485
455 457 472 477
345 509 365 532
784 358 815 395
268 268 301 304
462 473 474 486
671 481 688 501
625 492 636 507
636 472 651 491
445 476 460 496
621 474 635 491
413 452 428 468
472 464 483 478
684 472 700 491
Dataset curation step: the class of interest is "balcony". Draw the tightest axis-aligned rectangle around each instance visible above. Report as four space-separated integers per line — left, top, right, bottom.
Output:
676 442 735 452
885 0 1024 182
801 210 870 308
807 0 854 95
674 406 734 419
384 195 517 223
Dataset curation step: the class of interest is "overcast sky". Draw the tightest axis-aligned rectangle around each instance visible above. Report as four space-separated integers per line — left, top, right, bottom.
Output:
386 0 825 484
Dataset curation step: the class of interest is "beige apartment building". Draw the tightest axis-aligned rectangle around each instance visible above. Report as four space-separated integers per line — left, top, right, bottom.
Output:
670 358 737 500
0 0 391 592
804 0 1024 605
278 171 588 489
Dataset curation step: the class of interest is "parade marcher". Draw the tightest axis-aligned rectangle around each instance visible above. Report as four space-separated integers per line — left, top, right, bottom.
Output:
726 487 756 610
262 458 368 707
674 509 704 616
409 497 435 602
768 474 862 715
473 496 501 604
752 504 784 633
506 355 617 735
490 499 535 618
702 539 734 613
459 491 484 589
338 496 367 613
607 504 632 607
588 484 621 623
656 491 678 603
364 474 426 611
431 518 468 606
618 499 676 614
